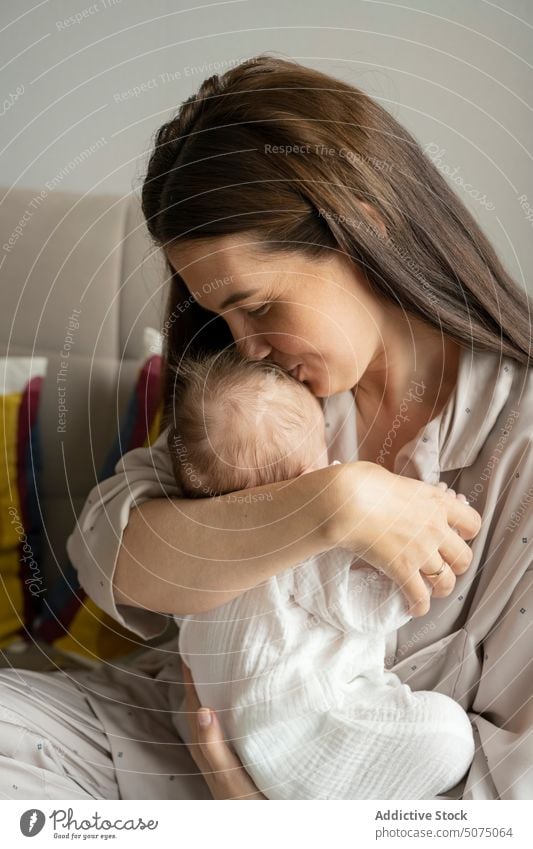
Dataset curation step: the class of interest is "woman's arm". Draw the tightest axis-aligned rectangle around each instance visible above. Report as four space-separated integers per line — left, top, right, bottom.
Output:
115 458 481 619
114 465 340 616
67 425 342 632
68 424 481 633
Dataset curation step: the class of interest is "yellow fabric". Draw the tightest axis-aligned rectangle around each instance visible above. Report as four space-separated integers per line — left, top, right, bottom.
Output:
0 358 158 659
0 393 26 647
147 404 162 446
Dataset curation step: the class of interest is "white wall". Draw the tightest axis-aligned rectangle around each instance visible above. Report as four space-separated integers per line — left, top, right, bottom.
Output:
1 0 532 290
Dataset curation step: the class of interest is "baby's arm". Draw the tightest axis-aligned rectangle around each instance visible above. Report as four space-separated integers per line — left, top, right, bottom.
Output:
291 549 411 634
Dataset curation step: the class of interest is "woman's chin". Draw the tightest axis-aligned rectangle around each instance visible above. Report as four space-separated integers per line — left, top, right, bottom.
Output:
306 378 339 398
303 379 322 397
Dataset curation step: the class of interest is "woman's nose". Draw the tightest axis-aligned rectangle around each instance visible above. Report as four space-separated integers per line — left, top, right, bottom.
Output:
223 313 271 361
235 334 272 361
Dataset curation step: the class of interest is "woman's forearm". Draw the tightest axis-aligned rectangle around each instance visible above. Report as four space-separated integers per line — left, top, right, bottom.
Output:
114 465 343 616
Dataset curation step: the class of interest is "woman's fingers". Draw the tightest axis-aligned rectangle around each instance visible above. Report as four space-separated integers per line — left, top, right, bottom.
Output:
182 661 225 780
444 494 482 540
436 482 456 497
408 484 474 602
426 485 476 593
397 569 431 617
181 661 209 773
181 660 266 799
433 481 481 540
440 526 474 576
421 562 456 598
194 708 241 775
195 711 266 799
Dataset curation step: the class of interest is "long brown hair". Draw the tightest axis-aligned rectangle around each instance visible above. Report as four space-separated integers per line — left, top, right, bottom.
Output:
141 53 532 428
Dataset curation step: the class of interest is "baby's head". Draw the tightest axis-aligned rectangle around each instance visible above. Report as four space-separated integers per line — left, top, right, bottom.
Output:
167 349 329 498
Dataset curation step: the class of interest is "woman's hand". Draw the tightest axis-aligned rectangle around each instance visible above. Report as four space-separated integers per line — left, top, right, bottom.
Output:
328 461 482 617
181 661 266 800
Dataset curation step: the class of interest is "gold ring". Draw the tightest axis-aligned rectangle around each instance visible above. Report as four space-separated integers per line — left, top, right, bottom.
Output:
424 561 447 578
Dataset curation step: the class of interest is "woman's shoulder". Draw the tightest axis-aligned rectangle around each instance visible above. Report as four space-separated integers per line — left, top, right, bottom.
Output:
74 423 182 526
466 350 532 445
476 354 533 487
504 355 533 441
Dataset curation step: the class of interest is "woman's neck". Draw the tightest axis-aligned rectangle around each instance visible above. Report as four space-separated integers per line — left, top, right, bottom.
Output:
354 311 462 422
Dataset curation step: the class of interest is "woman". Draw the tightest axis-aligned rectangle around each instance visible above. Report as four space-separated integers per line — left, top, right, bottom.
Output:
1 54 531 801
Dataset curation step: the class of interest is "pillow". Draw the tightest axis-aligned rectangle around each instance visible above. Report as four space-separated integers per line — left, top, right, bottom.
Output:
33 331 164 663
0 357 47 648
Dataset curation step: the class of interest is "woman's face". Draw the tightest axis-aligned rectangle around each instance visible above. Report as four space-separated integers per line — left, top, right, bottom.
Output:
165 234 386 398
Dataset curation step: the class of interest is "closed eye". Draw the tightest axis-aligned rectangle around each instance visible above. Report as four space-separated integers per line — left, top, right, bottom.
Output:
246 303 271 317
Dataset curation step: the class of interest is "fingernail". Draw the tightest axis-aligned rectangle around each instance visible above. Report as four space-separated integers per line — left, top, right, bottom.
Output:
197 708 212 728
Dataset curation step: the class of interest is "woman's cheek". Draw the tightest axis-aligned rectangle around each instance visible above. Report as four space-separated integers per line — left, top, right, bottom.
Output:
263 324 303 352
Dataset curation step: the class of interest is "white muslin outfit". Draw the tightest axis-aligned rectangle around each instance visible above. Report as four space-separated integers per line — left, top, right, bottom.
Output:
176 462 475 800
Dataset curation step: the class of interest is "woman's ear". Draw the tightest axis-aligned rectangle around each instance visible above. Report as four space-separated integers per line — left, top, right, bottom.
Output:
359 201 387 238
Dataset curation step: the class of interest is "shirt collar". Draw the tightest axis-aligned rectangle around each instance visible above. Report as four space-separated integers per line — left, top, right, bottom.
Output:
394 346 516 484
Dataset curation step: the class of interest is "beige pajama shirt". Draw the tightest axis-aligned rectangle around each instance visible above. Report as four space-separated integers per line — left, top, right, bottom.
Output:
0 346 531 799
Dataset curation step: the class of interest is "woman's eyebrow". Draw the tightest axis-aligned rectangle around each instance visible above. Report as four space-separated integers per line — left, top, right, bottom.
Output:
218 289 258 310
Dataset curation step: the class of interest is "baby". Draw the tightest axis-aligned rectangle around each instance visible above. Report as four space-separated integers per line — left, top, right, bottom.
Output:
168 348 475 800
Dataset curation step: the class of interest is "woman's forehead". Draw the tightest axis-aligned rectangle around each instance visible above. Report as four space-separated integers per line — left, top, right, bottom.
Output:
166 238 346 312
166 238 289 301
167 235 266 273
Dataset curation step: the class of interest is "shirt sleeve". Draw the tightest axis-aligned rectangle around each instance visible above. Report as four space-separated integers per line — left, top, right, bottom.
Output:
459 439 533 799
291 549 412 634
66 425 181 639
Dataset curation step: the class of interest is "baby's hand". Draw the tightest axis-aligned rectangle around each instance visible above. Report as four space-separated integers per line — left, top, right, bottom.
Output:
435 480 469 504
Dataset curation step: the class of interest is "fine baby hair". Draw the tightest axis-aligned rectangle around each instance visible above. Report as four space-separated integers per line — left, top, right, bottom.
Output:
166 348 327 498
